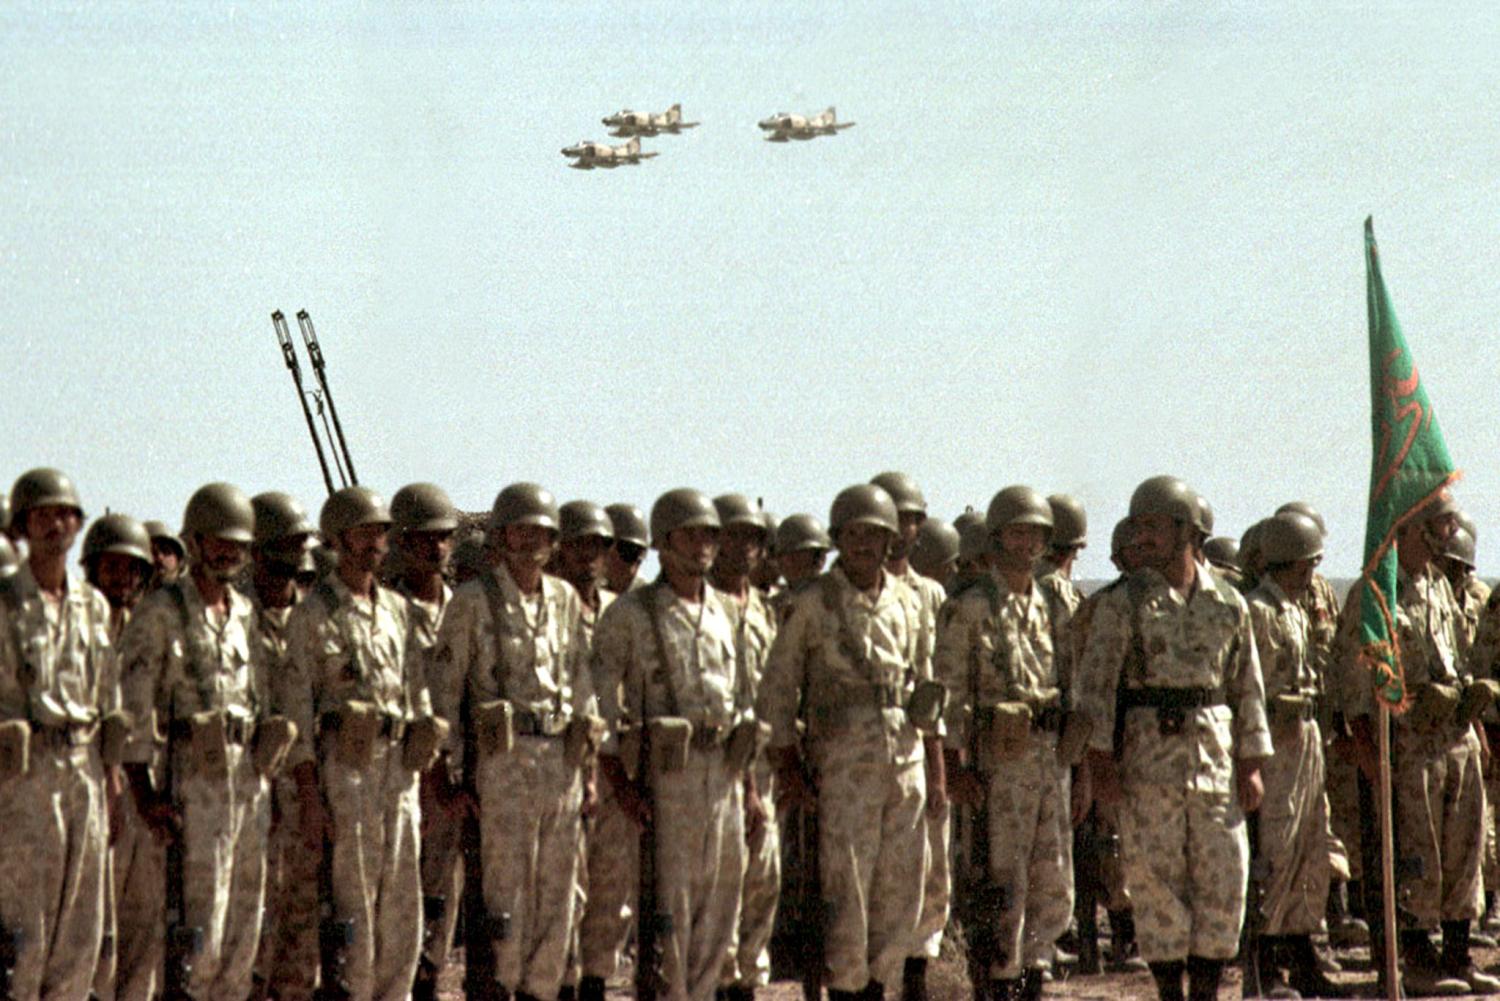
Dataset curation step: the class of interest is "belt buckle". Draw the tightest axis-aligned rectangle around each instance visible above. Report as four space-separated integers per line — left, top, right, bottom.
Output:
1158 706 1186 736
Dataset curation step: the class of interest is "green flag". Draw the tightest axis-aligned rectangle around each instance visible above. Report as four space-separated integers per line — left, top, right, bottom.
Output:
1358 216 1461 709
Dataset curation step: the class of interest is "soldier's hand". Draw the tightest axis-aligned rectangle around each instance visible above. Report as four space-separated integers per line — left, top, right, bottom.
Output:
1236 762 1265 814
1086 750 1120 806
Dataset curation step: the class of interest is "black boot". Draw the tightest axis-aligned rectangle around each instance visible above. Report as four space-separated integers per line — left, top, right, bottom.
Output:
861 980 884 1001
726 986 756 1001
578 976 606 1001
1441 918 1500 993
411 956 440 1001
901 958 926 1001
987 980 1018 1001
1148 960 1185 1001
1107 910 1148 972
1288 934 1349 998
1185 956 1222 1001
1076 904 1101 975
1018 969 1043 1001
1325 881 1368 949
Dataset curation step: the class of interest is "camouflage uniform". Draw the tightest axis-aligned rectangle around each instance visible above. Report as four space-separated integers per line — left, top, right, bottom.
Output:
594 580 751 1001
281 577 430 1001
119 577 271 1000
936 571 1073 979
432 566 593 1000
1303 574 1360 888
757 565 931 994
1074 563 1272 962
1343 566 1485 928
1247 580 1330 934
1466 584 1500 898
0 566 114 1001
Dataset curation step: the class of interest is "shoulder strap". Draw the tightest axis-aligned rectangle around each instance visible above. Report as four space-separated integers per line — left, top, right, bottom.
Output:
478 571 510 702
820 572 879 683
644 581 683 717
1122 574 1152 687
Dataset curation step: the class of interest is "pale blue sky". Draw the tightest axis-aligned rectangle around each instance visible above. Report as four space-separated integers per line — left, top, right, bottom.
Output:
5 2 1500 580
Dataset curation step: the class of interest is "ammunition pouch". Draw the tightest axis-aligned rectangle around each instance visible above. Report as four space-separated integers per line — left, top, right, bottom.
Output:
1457 679 1500 727
474 700 515 757
1055 711 1093 767
323 701 383 769
725 719 771 773
319 917 356 1000
402 716 450 773
1269 692 1317 728
976 701 1033 769
98 711 132 767
905 680 948 733
647 717 693 775
0 719 30 782
187 710 230 780
252 715 299 778
1407 682 1461 731
563 713 606 770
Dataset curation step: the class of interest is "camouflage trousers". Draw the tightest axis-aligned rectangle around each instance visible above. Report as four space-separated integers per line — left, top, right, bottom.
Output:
176 745 269 1000
1118 762 1248 962
980 734 1073 979
93 844 116 1000
727 764 779 988
111 792 165 1001
263 780 320 1001
0 744 107 1001
912 801 950 960
418 783 464 978
323 741 422 1001
1325 739 1362 883
1259 719 1331 935
811 737 926 993
650 745 746 1001
474 736 584 1000
578 779 638 980
1392 722 1485 927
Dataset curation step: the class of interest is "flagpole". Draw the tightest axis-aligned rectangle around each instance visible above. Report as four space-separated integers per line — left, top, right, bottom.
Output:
1377 703 1400 1000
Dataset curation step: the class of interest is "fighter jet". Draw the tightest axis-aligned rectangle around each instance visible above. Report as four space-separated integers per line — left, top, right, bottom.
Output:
757 107 855 141
560 136 659 170
602 103 699 137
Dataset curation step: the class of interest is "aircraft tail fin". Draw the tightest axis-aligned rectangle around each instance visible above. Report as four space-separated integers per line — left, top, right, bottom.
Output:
819 106 836 125
666 103 681 123
625 136 641 154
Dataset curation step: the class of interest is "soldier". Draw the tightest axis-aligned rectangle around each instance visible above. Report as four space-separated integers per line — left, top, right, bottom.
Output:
758 483 943 1001
0 468 115 1001
752 511 783 594
593 488 752 1001
771 514 832 604
143 520 187 590
938 486 1074 1001
1201 538 1243 588
909 517 959 588
1462 526 1500 937
1074 475 1271 1001
711 493 780 1001
118 483 281 1001
952 510 990 595
1037 494 1086 597
431 483 596 1001
386 484 463 1001
281 487 441 1001
1342 497 1496 995
603 503 649 595
81 514 156 1001
1244 513 1344 997
1438 527 1487 657
249 491 323 1001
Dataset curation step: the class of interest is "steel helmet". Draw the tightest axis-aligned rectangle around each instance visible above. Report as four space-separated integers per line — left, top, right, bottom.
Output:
1444 526 1477 568
1193 493 1215 536
252 492 317 547
713 493 767 536
1047 494 1087 548
910 517 960 577
143 520 186 558
10 468 84 526
829 484 899 537
650 488 720 547
869 471 927 516
1275 501 1327 538
1110 518 1132 559
605 503 649 548
81 513 152 568
1239 519 1269 574
955 509 989 562
391 483 460 534
1259 512 1325 567
1202 536 1241 570
183 483 255 543
776 513 832 554
761 511 780 554
488 483 560 534
1128 475 1199 526
560 500 613 542
319 487 392 540
986 486 1054 536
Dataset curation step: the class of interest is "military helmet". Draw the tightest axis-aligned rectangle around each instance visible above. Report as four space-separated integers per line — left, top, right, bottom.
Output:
0 495 9 535
1202 536 1241 569
1239 519 1269 573
1426 491 1462 524
10 467 84 525
1275 501 1327 538
605 503 649 548
450 531 491 581
82 513 152 568
0 536 16 577
390 483 460 534
488 482 559 535
776 513 832 555
910 517 960 577
650 488 720 547
713 493 767 535
1260 512 1325 567
985 485 1054 536
1110 518 1132 559
1047 494 1087 548
1193 493 1215 536
955 509 989 562
143 519 186 557
183 483 255 543
319 486 392 540
1128 475 1199 527
251 492 317 547
829 484 899 537
560 500 613 542
1444 526 1477 568
869 472 926 516
761 511 780 553
1457 510 1478 545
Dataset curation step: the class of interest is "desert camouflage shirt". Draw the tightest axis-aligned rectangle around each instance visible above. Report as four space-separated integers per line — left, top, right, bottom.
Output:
1340 564 1464 722
0 564 116 728
1247 579 1316 701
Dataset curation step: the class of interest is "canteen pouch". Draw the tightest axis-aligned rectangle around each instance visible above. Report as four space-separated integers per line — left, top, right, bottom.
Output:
647 717 692 775
1055 711 1093 767
331 701 382 769
403 716 450 773
1408 683 1460 730
905 680 948 733
188 710 230 780
563 714 606 770
0 720 30 782
981 701 1033 770
474 700 515 757
252 715 299 778
725 719 771 773
1269 693 1313 728
1458 679 1500 726
99 711 132 767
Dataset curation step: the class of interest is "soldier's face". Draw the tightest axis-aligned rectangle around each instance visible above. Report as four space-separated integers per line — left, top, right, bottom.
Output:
502 524 557 570
994 523 1048 572
715 524 766 578
92 553 146 608
838 522 893 578
605 540 646 590
152 540 182 578
779 548 826 585
24 504 82 558
662 525 719 577
559 534 610 581
401 529 455 575
1131 513 1188 571
196 534 251 582
337 523 389 575
891 511 925 559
